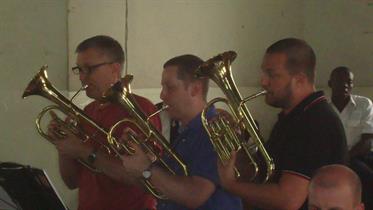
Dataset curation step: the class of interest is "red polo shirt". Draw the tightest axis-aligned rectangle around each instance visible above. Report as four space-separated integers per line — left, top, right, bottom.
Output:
77 94 161 210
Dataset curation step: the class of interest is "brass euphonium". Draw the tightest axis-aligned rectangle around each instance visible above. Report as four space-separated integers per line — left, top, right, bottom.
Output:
22 65 122 172
195 51 275 183
103 77 188 199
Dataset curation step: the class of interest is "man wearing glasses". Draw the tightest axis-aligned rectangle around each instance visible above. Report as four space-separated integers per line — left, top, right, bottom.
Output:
48 35 160 210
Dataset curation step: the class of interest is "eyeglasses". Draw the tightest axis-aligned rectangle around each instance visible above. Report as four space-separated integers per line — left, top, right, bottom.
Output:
71 62 114 75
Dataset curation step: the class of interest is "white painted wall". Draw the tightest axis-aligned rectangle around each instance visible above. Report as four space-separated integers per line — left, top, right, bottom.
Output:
304 0 373 87
1 0 373 209
68 0 305 90
0 0 76 209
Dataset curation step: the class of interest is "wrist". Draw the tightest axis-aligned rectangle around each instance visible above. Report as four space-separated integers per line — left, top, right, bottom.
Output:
222 179 238 192
87 147 98 165
142 161 156 180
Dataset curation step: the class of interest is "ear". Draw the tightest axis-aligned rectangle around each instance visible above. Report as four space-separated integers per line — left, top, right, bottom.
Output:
190 81 202 97
293 72 308 86
111 63 122 79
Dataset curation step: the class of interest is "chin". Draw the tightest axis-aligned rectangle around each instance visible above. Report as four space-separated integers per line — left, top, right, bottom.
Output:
85 92 92 98
167 112 177 120
265 97 274 106
85 92 98 100
265 98 282 108
167 110 179 121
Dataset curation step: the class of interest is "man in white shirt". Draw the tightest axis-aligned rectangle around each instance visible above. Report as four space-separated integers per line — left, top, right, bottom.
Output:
328 66 373 209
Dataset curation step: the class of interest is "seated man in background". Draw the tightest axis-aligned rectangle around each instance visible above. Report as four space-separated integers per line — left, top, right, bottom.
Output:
329 66 373 158
48 35 160 210
328 66 373 208
308 164 364 210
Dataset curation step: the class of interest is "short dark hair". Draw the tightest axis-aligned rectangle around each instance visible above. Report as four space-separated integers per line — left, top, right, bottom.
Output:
163 54 209 100
330 66 352 78
75 35 125 66
266 38 316 83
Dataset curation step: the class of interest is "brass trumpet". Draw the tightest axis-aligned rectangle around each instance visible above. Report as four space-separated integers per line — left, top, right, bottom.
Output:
195 51 275 183
23 66 183 199
22 65 120 172
103 78 188 199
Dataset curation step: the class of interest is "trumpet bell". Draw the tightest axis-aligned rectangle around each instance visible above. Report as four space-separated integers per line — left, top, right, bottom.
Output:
22 65 112 172
197 51 275 183
103 77 188 199
23 65 50 99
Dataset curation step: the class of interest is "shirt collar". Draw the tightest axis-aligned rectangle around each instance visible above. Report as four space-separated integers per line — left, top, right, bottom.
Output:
349 95 357 107
329 94 356 112
279 91 326 120
180 106 216 133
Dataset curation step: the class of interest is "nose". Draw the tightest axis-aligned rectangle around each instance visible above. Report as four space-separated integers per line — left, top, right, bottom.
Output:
79 72 88 84
344 82 353 88
160 88 166 101
260 73 269 89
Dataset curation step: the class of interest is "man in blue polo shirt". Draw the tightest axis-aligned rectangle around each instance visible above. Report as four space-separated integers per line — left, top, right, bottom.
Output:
121 54 242 210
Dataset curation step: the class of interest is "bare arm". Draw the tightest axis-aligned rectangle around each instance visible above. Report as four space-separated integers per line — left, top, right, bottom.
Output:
224 173 308 210
150 167 215 208
58 154 80 189
218 152 309 210
48 120 81 189
121 142 215 209
57 137 139 186
49 121 138 187
77 145 138 186
350 133 373 158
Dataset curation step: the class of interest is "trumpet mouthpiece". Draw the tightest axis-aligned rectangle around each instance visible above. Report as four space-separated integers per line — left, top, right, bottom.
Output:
162 104 169 111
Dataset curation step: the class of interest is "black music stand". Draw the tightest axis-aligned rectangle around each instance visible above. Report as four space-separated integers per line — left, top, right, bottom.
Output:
0 162 68 210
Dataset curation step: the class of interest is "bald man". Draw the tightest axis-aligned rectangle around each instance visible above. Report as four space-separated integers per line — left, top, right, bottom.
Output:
308 164 364 210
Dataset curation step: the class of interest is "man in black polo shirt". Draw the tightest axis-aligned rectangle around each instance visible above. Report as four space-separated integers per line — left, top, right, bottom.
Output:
218 38 347 210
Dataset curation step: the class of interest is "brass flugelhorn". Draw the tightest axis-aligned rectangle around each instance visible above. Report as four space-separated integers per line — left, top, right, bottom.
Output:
103 77 188 199
22 65 123 172
195 51 275 183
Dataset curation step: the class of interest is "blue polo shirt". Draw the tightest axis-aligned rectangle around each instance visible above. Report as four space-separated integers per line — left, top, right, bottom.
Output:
157 108 243 210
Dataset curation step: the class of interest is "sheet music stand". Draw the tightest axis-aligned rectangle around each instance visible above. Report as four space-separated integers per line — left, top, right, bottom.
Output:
0 162 68 210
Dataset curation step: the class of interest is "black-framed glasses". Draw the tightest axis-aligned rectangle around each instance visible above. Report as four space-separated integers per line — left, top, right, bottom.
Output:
71 62 114 75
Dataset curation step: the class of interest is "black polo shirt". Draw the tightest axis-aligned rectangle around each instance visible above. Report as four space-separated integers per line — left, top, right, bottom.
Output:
266 91 347 210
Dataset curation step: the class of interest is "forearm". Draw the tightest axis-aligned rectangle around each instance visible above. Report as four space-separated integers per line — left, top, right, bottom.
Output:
226 181 300 210
350 134 373 158
58 155 79 189
350 144 370 158
78 147 138 186
150 167 214 209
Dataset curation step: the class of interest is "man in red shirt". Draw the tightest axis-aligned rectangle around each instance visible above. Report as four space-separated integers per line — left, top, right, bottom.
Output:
48 35 160 210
